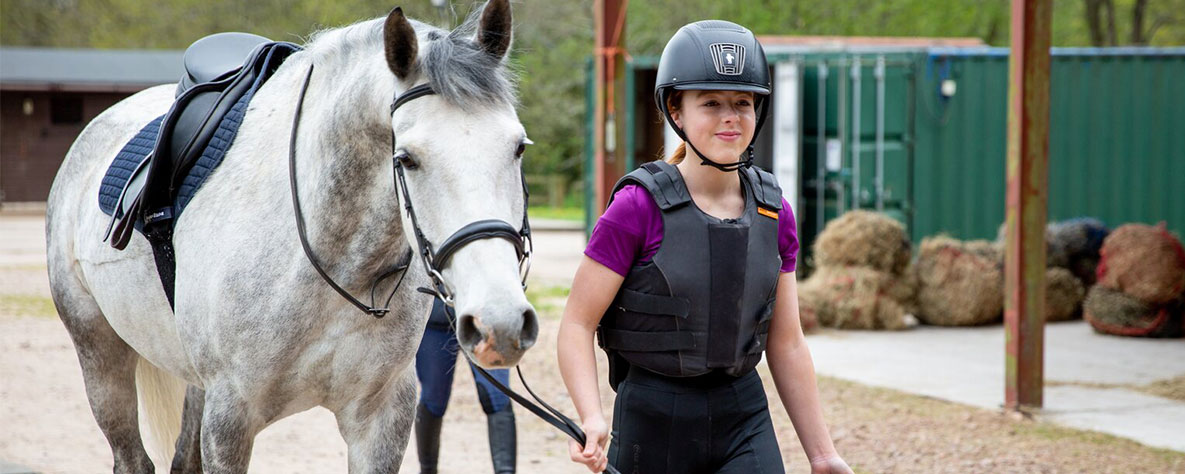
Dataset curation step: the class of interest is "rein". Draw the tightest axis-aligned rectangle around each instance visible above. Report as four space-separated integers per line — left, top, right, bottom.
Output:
288 64 614 473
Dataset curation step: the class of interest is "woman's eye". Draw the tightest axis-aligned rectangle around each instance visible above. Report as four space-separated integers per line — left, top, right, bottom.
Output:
737 100 752 107
703 100 719 107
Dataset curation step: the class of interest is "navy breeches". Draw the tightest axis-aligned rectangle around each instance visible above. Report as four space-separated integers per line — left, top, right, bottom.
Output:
415 323 512 417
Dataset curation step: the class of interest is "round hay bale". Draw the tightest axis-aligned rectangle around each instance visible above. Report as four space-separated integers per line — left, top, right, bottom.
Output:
797 283 823 333
1045 267 1085 322
798 266 916 330
1083 286 1185 338
884 267 918 316
1096 223 1185 305
814 210 911 275
1047 218 1110 285
914 236 1004 326
962 239 1004 268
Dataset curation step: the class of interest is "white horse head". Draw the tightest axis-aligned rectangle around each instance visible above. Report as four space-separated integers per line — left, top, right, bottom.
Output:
380 2 537 367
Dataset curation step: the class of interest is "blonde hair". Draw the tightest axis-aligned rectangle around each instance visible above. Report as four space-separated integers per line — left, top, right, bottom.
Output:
663 90 687 164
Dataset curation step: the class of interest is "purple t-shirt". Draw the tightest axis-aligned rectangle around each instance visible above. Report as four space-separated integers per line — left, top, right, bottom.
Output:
585 184 800 277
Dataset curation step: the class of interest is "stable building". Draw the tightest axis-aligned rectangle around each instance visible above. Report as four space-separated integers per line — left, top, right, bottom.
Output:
0 47 182 204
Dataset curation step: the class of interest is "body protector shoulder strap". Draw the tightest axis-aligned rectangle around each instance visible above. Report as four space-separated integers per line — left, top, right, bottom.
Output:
598 160 784 388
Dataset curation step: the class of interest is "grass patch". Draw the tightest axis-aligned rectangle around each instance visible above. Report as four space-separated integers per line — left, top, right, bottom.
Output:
528 206 584 222
0 294 58 318
0 264 47 271
1141 376 1185 402
1047 378 1185 402
526 284 570 320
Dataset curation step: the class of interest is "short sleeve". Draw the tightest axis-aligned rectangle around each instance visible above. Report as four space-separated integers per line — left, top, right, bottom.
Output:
584 185 663 277
778 197 799 273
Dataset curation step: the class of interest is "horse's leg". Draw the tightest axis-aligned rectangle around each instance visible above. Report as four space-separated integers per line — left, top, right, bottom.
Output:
171 385 205 473
336 368 419 473
54 288 155 473
199 384 259 474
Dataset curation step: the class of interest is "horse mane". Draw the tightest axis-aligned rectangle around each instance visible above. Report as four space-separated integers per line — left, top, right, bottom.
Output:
305 9 517 110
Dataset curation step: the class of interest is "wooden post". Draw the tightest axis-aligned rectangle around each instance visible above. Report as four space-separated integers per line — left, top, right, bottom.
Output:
1004 0 1052 411
593 0 628 217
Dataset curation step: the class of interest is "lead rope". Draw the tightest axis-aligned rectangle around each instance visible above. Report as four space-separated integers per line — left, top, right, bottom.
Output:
444 306 622 474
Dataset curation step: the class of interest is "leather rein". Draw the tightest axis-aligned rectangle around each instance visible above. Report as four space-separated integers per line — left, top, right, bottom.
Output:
288 64 614 472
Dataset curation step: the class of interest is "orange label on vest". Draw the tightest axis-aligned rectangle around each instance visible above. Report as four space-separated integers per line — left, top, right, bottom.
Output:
757 207 778 220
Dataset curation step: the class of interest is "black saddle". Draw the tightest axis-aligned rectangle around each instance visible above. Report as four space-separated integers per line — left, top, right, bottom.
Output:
106 32 299 308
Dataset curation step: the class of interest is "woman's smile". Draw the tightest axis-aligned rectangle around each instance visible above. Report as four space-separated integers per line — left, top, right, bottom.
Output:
715 130 742 142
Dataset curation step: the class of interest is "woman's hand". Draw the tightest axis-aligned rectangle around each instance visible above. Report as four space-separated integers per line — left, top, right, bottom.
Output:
810 455 854 474
568 417 610 472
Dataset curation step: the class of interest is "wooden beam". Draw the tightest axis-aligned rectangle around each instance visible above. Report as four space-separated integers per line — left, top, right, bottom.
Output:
1004 0 1052 411
593 0 627 217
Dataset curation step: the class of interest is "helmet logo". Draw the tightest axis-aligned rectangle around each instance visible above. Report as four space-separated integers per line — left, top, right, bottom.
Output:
710 43 745 76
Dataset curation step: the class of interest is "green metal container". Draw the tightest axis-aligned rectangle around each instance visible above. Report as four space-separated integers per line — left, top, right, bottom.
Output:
585 47 1185 258
913 47 1185 243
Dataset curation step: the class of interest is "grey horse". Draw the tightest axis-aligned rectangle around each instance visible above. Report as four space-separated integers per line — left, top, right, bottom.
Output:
45 1 537 471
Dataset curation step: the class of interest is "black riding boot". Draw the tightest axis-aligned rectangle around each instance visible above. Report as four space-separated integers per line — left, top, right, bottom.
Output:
415 402 444 474
487 407 517 474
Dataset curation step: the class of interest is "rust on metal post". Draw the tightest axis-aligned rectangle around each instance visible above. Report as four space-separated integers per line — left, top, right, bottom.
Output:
1004 0 1052 411
593 0 628 217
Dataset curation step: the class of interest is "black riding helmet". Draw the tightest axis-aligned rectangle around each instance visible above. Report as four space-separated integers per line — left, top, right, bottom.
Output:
655 20 771 171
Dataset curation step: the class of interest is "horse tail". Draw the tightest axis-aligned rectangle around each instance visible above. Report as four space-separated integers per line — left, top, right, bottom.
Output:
135 357 186 464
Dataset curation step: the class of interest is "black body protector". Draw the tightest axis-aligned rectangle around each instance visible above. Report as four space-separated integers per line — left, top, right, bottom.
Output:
597 160 785 389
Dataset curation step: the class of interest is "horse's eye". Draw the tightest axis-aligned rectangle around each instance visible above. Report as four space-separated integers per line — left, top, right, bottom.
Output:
395 151 419 170
515 143 526 158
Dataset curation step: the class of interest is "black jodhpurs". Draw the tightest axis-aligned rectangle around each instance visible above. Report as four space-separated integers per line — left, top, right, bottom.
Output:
607 367 785 474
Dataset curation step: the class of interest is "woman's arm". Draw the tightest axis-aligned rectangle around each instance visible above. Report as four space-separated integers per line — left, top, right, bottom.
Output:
765 272 853 473
558 255 626 473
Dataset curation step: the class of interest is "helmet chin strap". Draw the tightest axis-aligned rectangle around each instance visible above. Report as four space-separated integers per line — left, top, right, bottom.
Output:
678 126 754 172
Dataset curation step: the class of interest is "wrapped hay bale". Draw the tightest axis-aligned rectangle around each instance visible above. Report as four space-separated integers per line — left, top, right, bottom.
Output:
798 266 917 330
1097 223 1185 305
1047 218 1110 285
814 210 911 275
914 236 1004 326
1083 286 1185 338
1045 267 1085 322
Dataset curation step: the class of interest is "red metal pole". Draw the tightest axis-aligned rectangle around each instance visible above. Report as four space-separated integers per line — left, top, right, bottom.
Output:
593 0 627 217
1004 0 1052 411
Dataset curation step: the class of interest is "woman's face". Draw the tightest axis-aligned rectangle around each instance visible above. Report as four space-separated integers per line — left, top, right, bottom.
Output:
671 89 756 164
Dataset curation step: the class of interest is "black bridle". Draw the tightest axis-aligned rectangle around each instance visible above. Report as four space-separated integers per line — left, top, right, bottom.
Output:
288 64 615 473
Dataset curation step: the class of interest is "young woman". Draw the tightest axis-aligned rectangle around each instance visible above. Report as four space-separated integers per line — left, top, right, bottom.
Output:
558 21 852 473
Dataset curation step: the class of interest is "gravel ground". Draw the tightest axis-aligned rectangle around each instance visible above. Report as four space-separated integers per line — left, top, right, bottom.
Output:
3 290 1183 473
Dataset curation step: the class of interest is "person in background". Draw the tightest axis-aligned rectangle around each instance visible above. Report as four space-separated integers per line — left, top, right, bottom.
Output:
415 297 516 474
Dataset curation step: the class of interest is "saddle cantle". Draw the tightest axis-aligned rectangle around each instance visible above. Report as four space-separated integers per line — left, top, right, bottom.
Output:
99 32 301 308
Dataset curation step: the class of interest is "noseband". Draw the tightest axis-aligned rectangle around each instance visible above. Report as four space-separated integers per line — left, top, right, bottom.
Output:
288 64 531 317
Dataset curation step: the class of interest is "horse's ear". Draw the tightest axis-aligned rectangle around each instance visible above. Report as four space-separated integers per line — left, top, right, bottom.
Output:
384 7 418 79
475 0 512 59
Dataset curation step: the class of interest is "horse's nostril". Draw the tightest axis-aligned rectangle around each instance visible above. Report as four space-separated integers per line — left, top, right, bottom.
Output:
456 314 484 348
518 308 538 350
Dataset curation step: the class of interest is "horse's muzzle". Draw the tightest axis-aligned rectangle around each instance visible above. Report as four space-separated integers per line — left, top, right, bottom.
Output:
456 305 538 368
